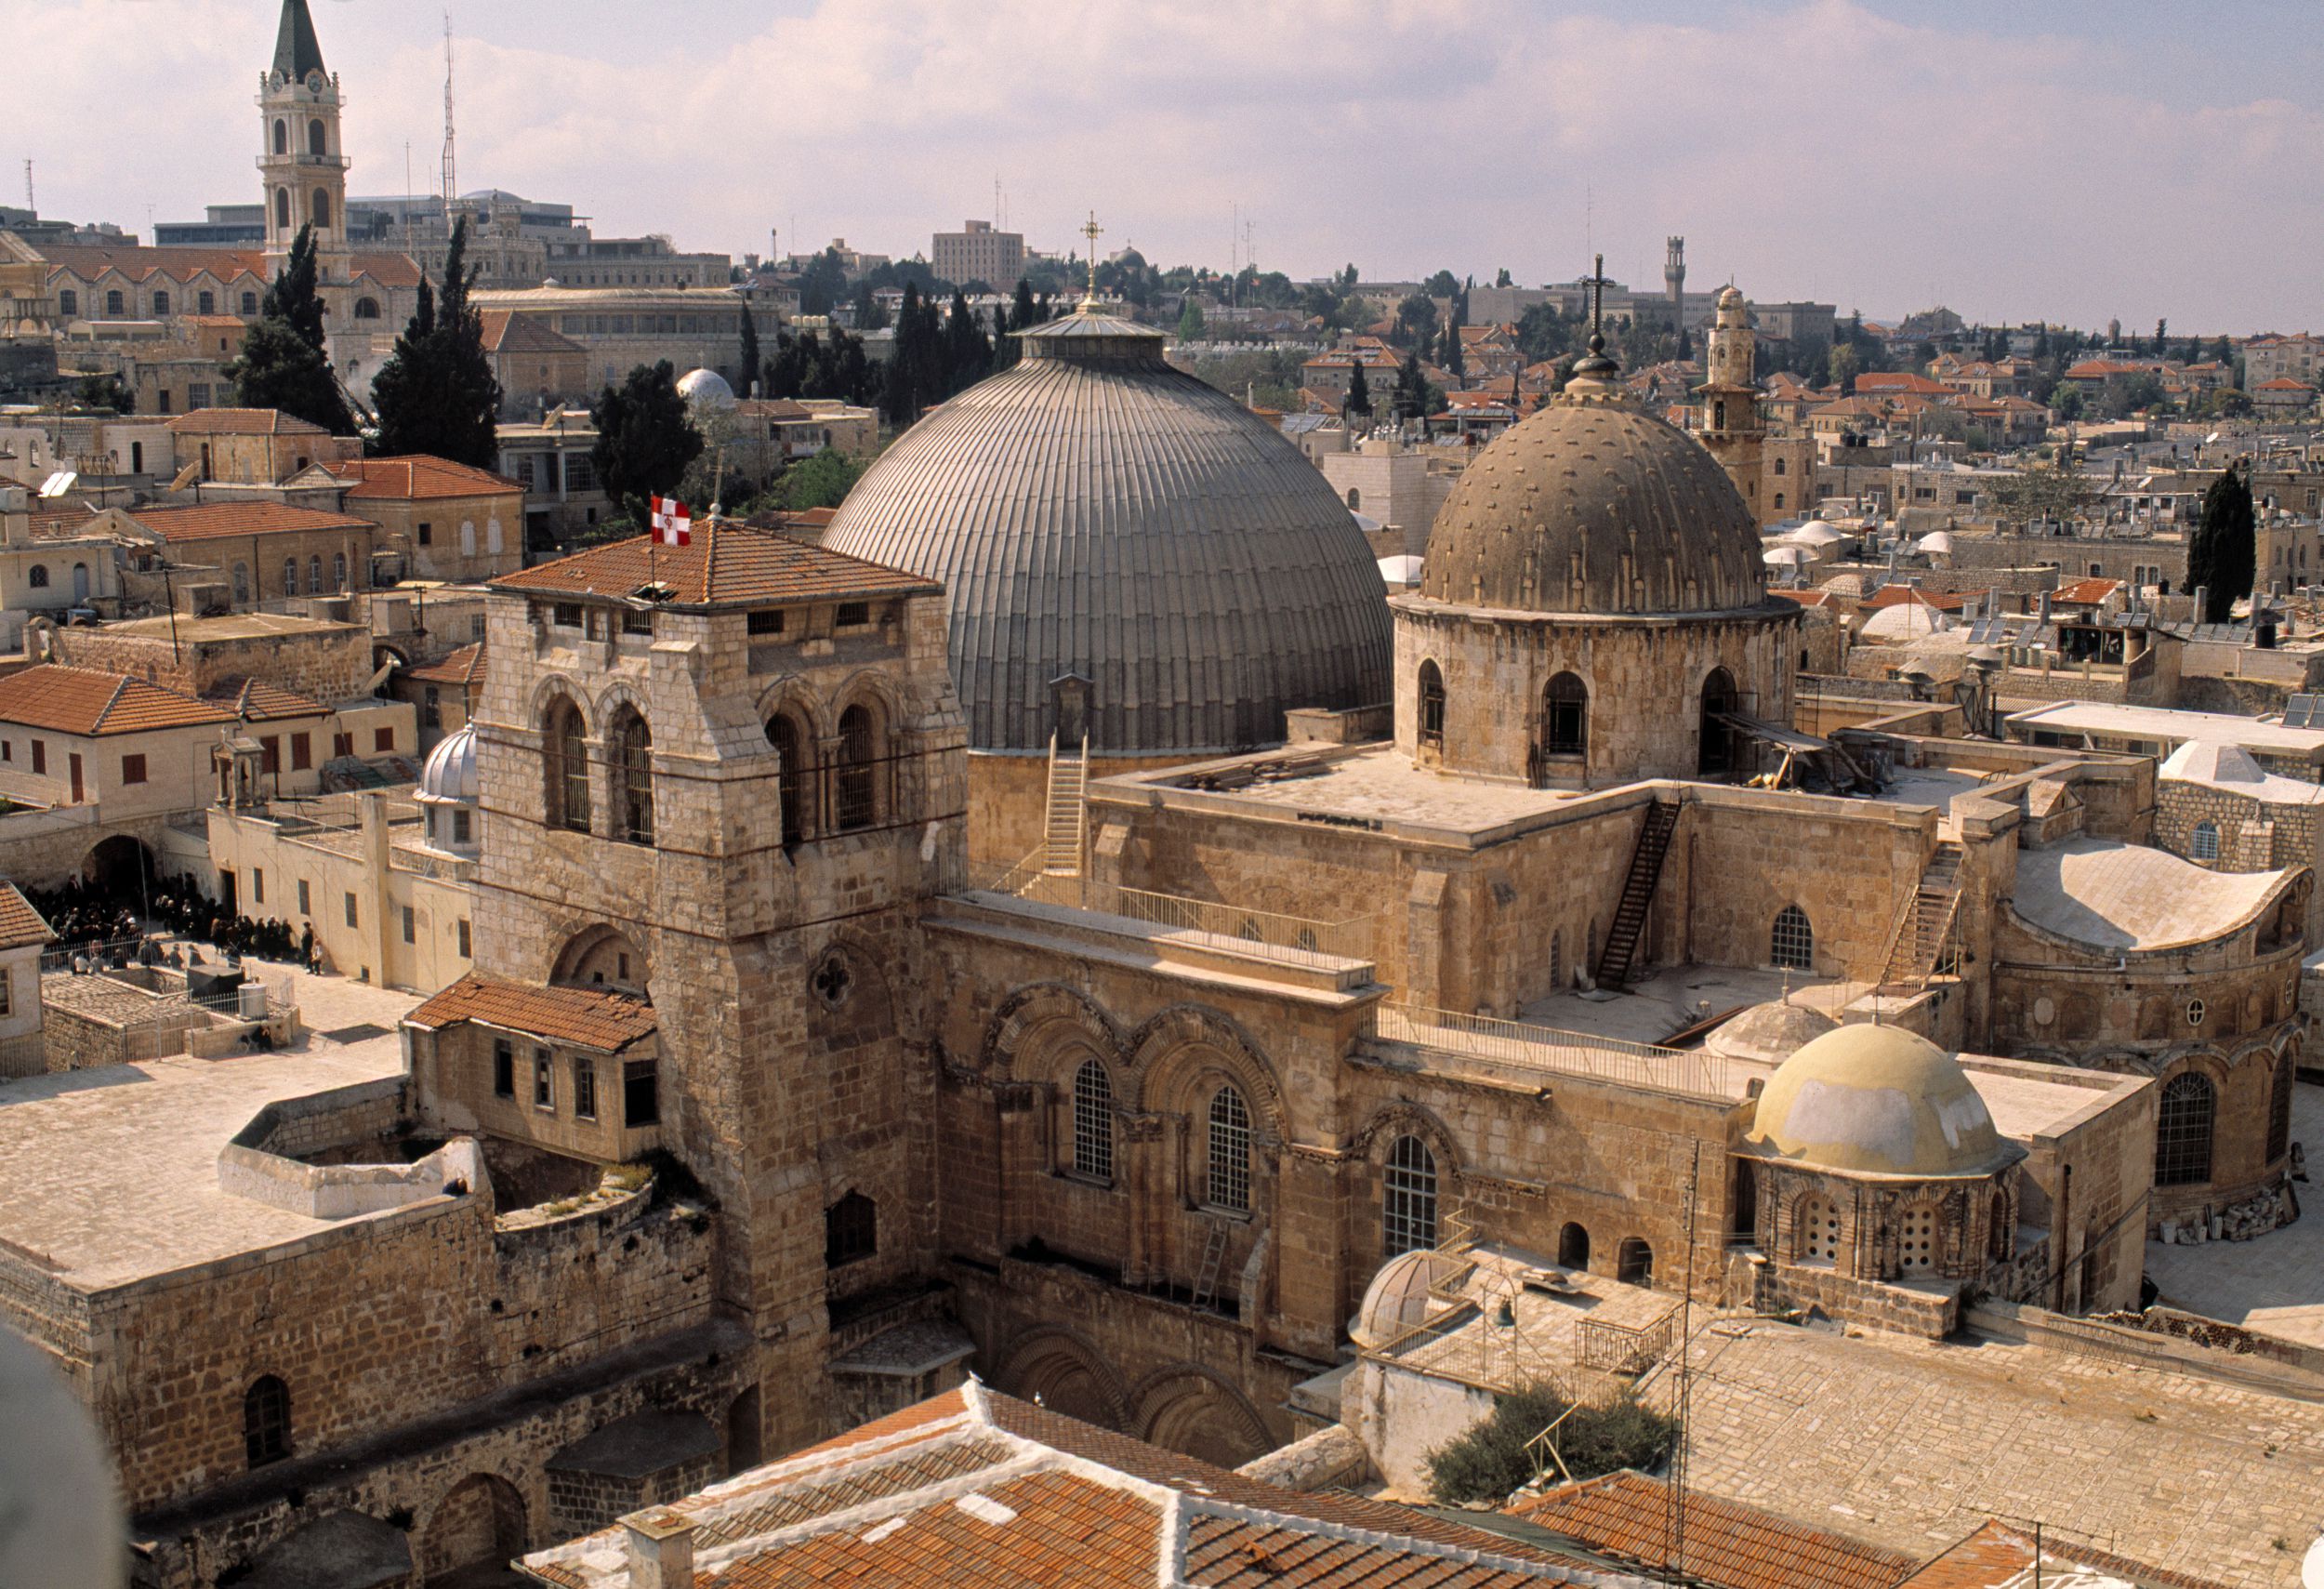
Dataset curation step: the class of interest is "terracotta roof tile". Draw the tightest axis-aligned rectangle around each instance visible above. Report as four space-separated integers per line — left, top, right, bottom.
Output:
2053 576 2122 605
0 665 234 736
164 407 327 436
1863 586 1968 612
205 677 332 721
1898 1518 2238 1589
406 973 657 1053
490 522 940 608
478 310 587 356
404 642 487 687
324 456 522 500
1511 1471 1916 1589
0 882 56 950
127 502 374 542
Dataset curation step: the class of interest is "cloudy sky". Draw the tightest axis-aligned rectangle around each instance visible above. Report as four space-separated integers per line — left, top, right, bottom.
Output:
19 0 2322 332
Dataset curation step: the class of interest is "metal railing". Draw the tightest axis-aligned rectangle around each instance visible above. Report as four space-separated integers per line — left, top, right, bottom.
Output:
0 1031 47 1080
1575 1304 1684 1376
1365 1003 1747 1102
967 856 1374 971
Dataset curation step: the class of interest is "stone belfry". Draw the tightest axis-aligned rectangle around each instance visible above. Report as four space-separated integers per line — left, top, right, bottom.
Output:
257 0 350 274
1697 285 1763 515
1664 235 1685 327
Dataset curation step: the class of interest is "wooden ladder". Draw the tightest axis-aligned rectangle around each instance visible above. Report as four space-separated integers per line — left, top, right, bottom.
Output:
1190 1223 1230 1312
1594 800 1682 990
1042 732 1089 877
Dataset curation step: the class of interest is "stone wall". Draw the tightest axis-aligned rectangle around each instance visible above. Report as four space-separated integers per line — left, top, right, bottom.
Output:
55 619 372 703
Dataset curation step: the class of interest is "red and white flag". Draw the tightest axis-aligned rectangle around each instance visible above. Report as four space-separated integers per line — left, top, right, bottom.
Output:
650 495 692 547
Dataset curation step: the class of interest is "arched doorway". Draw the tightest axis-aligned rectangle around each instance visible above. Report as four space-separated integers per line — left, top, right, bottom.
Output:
421 1472 526 1582
997 1331 1124 1431
1137 1371 1273 1467
1558 1222 1591 1271
1698 668 1738 777
550 925 648 997
1616 1237 1654 1287
82 835 154 901
726 1384 762 1476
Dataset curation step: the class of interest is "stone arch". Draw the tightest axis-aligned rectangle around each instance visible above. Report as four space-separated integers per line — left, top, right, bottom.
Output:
1129 1363 1274 1466
82 833 155 894
1697 665 1739 777
980 982 1126 1078
1348 1101 1464 1181
419 1471 528 1579
756 676 834 744
992 1326 1129 1431
549 923 650 997
828 665 910 730
1129 1003 1286 1134
526 673 594 734
1558 1222 1591 1270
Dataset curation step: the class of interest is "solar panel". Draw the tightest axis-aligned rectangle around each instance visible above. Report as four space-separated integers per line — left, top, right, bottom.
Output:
2284 695 2323 729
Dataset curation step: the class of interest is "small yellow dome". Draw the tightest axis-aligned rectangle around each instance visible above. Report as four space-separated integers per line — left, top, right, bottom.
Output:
1745 1025 2020 1179
1350 1248 1462 1349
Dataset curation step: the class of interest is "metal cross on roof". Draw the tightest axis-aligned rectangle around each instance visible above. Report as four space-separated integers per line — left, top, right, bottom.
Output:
1078 211 1104 311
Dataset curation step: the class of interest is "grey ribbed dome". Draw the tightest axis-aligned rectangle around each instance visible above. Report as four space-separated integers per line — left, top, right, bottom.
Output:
1420 391 1769 616
824 311 1391 753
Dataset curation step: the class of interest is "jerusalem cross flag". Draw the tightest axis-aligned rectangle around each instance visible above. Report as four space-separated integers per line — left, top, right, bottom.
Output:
649 495 692 547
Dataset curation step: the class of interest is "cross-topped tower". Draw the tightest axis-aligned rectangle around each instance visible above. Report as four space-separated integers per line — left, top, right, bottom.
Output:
1078 211 1104 311
1568 252 1618 386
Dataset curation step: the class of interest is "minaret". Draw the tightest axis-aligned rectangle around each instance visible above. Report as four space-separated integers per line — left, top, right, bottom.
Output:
1664 236 1685 329
1697 285 1764 518
257 0 349 276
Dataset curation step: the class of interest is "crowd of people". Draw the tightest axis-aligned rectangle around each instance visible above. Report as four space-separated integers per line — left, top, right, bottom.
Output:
21 872 317 972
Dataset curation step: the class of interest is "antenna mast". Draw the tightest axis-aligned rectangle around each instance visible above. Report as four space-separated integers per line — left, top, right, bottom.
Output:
439 9 457 219
21 160 31 214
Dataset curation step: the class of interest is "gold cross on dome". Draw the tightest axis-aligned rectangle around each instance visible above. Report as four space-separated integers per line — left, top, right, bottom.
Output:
1079 211 1103 310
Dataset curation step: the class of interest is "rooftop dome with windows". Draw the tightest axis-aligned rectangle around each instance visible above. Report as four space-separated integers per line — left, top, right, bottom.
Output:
1743 1025 2022 1180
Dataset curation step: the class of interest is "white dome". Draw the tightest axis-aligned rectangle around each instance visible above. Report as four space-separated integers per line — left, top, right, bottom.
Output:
1378 554 1426 585
1860 601 1952 641
678 367 736 408
1763 545 1810 565
1350 1248 1462 1349
1916 531 1956 553
1784 523 1848 548
417 723 479 804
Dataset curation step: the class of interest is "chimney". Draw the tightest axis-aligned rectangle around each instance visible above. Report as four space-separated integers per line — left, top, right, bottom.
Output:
621 1509 694 1589
2194 584 2209 622
2038 589 2053 624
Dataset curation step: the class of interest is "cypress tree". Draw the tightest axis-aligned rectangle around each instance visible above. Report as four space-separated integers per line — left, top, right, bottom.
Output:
590 361 704 523
225 224 355 434
737 301 761 400
1346 360 1373 418
369 218 502 467
2189 466 2257 622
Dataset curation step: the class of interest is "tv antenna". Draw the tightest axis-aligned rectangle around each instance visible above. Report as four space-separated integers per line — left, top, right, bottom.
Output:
440 8 457 218
1659 1142 1701 1582
21 160 31 214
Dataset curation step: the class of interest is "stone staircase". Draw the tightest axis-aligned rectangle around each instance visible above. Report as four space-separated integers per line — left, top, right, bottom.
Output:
1593 800 1682 991
1042 733 1089 877
1877 840 1965 990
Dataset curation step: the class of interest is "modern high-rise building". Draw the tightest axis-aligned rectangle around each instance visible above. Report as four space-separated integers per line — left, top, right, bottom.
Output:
931 219 1025 287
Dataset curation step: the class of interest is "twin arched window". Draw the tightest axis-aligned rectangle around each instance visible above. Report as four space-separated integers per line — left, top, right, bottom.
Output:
767 714 808 845
1382 1134 1437 1256
244 1375 291 1467
544 697 589 833
1072 1057 1114 1182
610 708 654 845
2190 820 2220 862
2156 1072 2216 1186
1771 905 1813 972
1417 662 1446 748
1543 671 1587 756
1208 1086 1251 1212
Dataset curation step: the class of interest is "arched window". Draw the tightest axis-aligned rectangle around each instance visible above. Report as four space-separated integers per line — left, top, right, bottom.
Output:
543 697 589 833
26 564 46 589
1713 399 1727 430
1072 1057 1114 1182
231 562 250 603
308 118 326 156
1417 661 1446 748
312 190 331 230
1698 667 1738 776
1796 1194 1842 1265
2155 1072 2216 1186
825 1190 876 1267
273 120 288 154
105 289 124 316
1773 492 1786 510
1897 1201 1940 1275
353 297 380 320
1382 1134 1437 1256
1543 671 1587 756
331 551 348 590
1345 487 1361 510
834 703 878 831
198 289 214 315
1773 456 1787 476
1770 905 1813 972
244 1375 291 1467
766 714 810 844
1616 1237 1654 1287
2190 820 2220 861
274 188 290 232
242 291 258 315
57 289 75 316
1207 1086 1251 1212
2270 1055 2295 1164
152 290 169 316
308 554 323 594
282 557 297 595
610 708 654 845
460 519 477 557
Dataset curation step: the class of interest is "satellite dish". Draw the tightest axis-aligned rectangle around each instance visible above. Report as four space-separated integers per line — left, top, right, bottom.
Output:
2302 1532 2324 1589
2206 431 2222 444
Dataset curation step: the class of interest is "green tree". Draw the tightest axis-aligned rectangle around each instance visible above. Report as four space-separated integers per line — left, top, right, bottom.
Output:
2190 466 2256 622
225 224 354 434
74 373 134 414
1393 293 1439 351
1494 267 1512 287
590 361 704 523
2051 385 2086 421
1445 323 1465 383
1345 360 1373 418
1987 446 2095 528
883 283 929 427
852 281 889 332
369 218 504 467
770 446 865 511
942 288 992 397
1426 1384 1679 1505
1175 296 1206 342
1391 349 1440 419
1424 269 1460 298
736 300 761 401
1827 342 1860 392
2212 334 2234 364
2154 317 2168 351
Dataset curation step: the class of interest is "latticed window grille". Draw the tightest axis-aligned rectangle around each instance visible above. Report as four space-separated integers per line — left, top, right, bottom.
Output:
2269 1056 2295 1164
1897 1202 1939 1274
1544 672 1588 755
2190 820 2220 861
1382 1134 1438 1256
1771 905 1814 971
612 710 654 845
836 706 878 831
2155 1072 2216 1187
1208 1086 1251 1212
1072 1058 1114 1182
1796 1195 1842 1265
1418 663 1446 747
244 1375 291 1468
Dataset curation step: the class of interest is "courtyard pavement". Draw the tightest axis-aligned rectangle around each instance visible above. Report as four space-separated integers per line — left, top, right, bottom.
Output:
2146 1079 2324 1351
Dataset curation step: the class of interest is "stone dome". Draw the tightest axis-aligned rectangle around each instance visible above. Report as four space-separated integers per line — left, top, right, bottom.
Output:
1418 393 1770 616
825 311 1392 753
1349 1247 1463 1349
416 723 479 805
1745 1025 2021 1179
1706 1000 1839 1065
677 367 735 408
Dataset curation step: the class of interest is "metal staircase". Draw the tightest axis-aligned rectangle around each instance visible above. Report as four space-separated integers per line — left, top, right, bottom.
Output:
1877 840 1966 990
1594 800 1682 990
1042 732 1089 877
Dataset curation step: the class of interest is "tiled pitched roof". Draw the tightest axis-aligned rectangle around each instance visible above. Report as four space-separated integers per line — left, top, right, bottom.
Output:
205 678 331 722
0 882 56 950
165 407 326 436
1863 586 1968 612
406 973 657 1053
2053 576 2122 605
1896 1518 2237 1589
478 310 587 355
125 502 374 542
404 642 487 687
324 455 522 500
40 244 418 292
523 1384 1634 1589
1510 1471 1915 1589
0 665 235 736
489 522 940 608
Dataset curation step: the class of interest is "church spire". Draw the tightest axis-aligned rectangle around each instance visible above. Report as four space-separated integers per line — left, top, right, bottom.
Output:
272 0 327 82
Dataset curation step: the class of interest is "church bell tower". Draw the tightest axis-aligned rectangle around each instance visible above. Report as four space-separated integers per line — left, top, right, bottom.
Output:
257 0 349 275
1697 285 1764 519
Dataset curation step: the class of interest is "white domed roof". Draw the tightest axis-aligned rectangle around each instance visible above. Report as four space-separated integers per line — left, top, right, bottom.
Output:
1763 545 1811 565
1784 523 1848 548
1706 1000 1839 1065
417 723 479 804
678 367 736 407
1916 531 1956 553
1745 1025 2020 1179
1859 600 1952 641
1350 1247 1462 1349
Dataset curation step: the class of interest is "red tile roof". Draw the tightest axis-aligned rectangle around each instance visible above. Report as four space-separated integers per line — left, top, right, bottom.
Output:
1896 1518 2236 1589
1855 372 1951 395
0 882 56 950
490 521 940 608
1862 586 1968 612
40 244 419 292
0 665 235 736
125 501 374 542
478 310 587 356
205 678 332 722
324 456 522 500
406 973 658 1053
1510 1471 1916 1589
165 407 327 436
2053 576 2122 605
403 642 487 687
